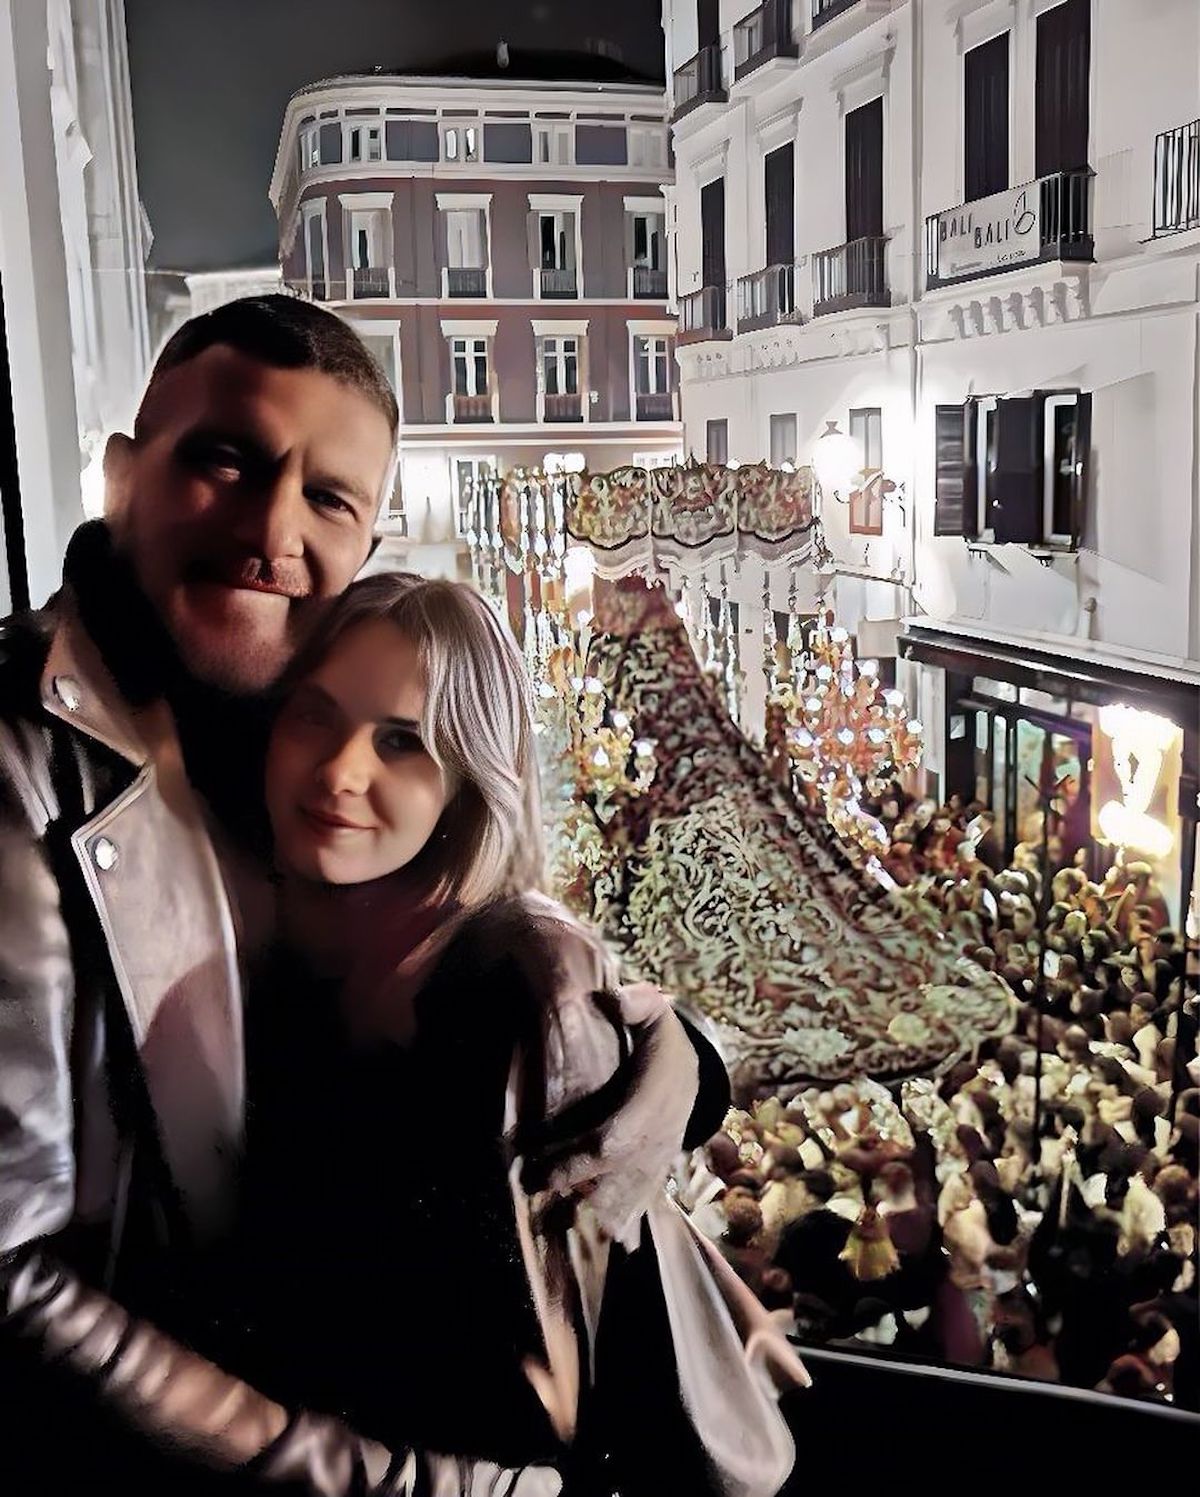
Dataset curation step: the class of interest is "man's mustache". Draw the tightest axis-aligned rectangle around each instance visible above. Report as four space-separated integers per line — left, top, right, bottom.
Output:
188 556 313 599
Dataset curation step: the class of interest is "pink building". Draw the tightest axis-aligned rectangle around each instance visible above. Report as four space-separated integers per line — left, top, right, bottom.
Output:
269 56 682 563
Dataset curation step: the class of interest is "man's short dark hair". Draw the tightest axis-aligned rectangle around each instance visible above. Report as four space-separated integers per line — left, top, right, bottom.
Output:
137 294 399 437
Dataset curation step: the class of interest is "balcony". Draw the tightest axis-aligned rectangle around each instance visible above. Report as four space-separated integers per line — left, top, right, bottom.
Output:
452 393 493 423
1154 118 1200 237
632 264 669 299
673 42 726 122
736 263 803 332
734 0 798 81
539 266 578 299
446 266 487 297
925 169 1093 290
678 285 731 344
543 392 583 423
350 265 394 299
636 392 676 422
812 236 888 316
812 0 861 27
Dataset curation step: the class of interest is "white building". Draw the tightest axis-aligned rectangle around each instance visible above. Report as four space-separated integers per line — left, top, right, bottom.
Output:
664 0 1200 910
0 0 150 610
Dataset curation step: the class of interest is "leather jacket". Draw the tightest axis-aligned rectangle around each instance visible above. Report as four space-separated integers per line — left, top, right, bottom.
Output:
0 554 558 1497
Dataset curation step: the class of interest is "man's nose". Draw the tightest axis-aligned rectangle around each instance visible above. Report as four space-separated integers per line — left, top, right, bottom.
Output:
317 731 374 798
230 462 306 558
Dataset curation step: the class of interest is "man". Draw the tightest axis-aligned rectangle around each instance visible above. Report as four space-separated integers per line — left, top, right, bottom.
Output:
0 296 560 1495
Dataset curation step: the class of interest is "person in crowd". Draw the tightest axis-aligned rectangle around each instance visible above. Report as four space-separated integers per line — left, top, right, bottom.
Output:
0 296 712 1496
232 572 802 1497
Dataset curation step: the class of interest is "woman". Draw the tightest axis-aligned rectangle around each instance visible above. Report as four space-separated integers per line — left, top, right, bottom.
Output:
236 573 803 1496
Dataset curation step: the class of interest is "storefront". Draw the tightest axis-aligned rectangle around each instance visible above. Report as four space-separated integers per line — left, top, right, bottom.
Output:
899 624 1199 926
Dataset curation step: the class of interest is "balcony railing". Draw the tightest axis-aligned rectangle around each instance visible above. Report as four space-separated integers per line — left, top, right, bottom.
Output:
1154 118 1200 236
812 235 888 316
351 265 393 299
539 266 578 299
925 168 1093 289
543 392 583 422
812 0 861 27
446 266 487 297
736 263 802 332
734 0 798 81
636 392 675 422
677 285 732 344
452 393 493 423
673 42 726 121
632 264 669 298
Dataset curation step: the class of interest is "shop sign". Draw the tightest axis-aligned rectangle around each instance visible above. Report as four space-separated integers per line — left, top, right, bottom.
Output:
930 181 1042 284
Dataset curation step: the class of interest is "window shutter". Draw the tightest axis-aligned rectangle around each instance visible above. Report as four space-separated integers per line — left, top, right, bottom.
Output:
934 404 968 537
962 399 979 539
1069 391 1091 550
526 211 541 271
993 396 1041 544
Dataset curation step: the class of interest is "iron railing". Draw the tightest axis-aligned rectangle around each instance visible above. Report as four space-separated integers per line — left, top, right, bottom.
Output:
633 265 669 298
812 0 861 27
736 263 802 332
924 168 1093 287
734 0 798 80
636 392 675 421
812 236 888 316
539 266 578 299
351 266 392 299
452 393 493 423
1154 118 1200 236
677 285 731 344
673 43 726 119
446 266 486 297
543 392 583 422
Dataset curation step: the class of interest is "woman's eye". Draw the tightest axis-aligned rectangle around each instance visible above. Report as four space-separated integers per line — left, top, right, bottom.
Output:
377 728 422 755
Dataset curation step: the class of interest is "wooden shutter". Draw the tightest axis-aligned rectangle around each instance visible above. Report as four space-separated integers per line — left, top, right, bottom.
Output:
845 98 884 242
965 31 1010 201
700 177 726 289
698 0 720 49
1036 0 1091 176
764 143 795 266
1069 390 1092 550
993 396 1042 544
935 404 968 537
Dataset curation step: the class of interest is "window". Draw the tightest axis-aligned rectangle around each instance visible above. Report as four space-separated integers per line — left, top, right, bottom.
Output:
706 418 728 465
443 124 480 163
629 126 667 169
453 455 496 536
348 209 386 269
764 143 795 267
445 209 485 268
535 122 573 166
300 126 320 170
538 213 574 270
934 393 1090 546
303 205 327 296
769 414 796 466
965 32 1010 201
1035 0 1090 177
541 336 579 396
451 337 489 397
348 123 382 163
849 408 883 536
631 213 665 270
635 336 670 394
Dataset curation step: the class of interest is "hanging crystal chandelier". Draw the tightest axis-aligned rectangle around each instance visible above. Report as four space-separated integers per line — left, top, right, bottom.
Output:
774 609 923 857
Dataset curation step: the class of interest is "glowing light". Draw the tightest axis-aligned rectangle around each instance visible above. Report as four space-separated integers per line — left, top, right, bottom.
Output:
1096 703 1180 858
591 745 611 769
610 710 630 731
812 421 860 498
633 738 655 758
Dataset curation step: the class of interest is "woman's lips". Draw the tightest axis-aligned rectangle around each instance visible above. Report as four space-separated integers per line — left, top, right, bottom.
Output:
299 805 371 833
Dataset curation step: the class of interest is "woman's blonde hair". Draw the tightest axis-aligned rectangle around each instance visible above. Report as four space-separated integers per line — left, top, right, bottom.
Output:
286 572 544 906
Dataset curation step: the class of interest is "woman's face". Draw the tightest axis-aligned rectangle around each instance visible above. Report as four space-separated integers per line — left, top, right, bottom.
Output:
267 618 451 886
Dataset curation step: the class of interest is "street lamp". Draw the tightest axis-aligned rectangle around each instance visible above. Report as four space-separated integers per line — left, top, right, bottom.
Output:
811 420 861 505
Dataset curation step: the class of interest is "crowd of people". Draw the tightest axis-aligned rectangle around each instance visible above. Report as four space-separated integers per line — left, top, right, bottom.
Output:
692 800 1199 1409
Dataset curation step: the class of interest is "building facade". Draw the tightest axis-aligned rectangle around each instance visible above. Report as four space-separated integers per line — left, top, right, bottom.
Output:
0 0 150 610
269 70 682 569
664 0 1200 913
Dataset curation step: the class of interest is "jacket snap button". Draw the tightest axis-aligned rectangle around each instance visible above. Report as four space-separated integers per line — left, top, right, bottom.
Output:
92 837 119 872
53 675 82 711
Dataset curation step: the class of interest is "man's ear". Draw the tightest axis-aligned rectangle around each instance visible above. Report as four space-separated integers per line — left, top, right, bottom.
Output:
103 432 135 526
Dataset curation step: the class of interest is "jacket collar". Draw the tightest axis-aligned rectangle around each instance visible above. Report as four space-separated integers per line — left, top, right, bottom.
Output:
40 596 152 767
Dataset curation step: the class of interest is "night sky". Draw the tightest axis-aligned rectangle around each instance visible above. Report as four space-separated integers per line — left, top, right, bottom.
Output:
125 0 666 274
